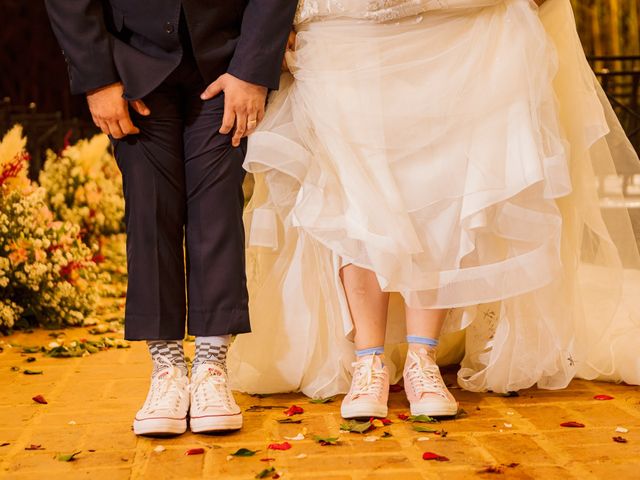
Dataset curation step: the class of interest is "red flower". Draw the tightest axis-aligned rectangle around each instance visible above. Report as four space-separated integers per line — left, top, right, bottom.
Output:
267 442 292 451
593 394 614 401
422 452 449 462
284 405 304 417
92 253 106 264
184 448 205 456
32 395 47 405
560 422 585 428
398 413 410 421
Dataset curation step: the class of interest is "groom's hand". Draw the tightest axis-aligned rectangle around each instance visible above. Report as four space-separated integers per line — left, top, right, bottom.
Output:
200 73 268 147
86 82 150 139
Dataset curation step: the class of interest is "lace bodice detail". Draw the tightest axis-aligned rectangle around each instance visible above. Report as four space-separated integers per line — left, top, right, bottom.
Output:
294 0 507 24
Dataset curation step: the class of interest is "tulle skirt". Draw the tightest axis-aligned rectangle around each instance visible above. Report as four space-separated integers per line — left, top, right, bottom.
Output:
229 0 640 397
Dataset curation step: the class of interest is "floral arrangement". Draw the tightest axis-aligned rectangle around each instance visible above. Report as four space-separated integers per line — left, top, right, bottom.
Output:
0 126 107 331
39 134 125 252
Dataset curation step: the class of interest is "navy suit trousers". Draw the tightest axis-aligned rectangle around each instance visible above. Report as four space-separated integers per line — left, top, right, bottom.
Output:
113 52 249 340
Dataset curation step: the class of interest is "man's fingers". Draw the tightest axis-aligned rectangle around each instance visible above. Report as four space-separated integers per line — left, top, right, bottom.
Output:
201 79 223 100
246 111 259 134
118 117 140 136
107 120 126 139
219 104 236 135
129 99 150 116
96 119 110 137
233 110 248 147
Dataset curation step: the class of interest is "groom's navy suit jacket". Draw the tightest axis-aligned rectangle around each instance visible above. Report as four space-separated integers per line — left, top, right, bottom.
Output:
44 0 296 99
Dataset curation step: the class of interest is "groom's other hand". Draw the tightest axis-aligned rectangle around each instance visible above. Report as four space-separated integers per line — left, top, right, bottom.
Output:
86 82 150 139
200 73 268 147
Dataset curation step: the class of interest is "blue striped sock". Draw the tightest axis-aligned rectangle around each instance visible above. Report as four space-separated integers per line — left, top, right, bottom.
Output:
406 335 439 347
355 346 385 357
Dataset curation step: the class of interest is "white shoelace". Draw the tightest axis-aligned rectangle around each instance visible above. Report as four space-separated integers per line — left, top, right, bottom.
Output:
191 364 234 411
142 358 188 415
349 358 386 399
405 351 448 399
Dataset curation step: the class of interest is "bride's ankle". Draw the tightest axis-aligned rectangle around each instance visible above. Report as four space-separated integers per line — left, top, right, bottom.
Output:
355 346 385 361
406 336 439 362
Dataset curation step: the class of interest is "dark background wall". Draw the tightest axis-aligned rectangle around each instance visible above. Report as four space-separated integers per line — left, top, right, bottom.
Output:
0 0 89 120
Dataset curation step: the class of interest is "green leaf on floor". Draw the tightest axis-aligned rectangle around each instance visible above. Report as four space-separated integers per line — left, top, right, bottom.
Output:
23 370 43 375
255 467 276 479
57 451 81 462
277 418 303 424
313 435 339 446
25 357 36 363
340 419 374 433
412 425 438 433
21 346 41 354
408 415 438 423
231 448 260 457
309 396 336 404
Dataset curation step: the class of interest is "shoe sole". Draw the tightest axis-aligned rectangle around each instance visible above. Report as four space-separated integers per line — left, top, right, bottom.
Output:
341 402 388 419
133 417 187 436
190 414 243 433
410 402 459 417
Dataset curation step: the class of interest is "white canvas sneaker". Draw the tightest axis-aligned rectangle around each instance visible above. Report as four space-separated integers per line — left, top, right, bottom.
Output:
403 349 458 416
189 363 243 433
340 355 390 419
133 359 190 436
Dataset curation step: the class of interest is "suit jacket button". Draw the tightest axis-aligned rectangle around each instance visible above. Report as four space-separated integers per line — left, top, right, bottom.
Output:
164 22 175 34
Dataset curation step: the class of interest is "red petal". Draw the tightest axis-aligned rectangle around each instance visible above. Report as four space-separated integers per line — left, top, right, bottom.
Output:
379 418 393 425
398 413 410 421
184 448 205 456
260 458 276 462
284 405 304 416
560 422 585 428
422 452 450 462
389 384 404 393
267 442 292 451
32 395 47 405
593 395 614 401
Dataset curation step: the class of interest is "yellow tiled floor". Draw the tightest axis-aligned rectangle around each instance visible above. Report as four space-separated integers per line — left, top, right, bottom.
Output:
1 327 640 479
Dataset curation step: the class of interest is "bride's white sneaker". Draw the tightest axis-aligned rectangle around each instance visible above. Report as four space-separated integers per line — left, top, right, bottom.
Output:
341 354 389 419
403 349 458 416
133 360 190 436
189 363 243 432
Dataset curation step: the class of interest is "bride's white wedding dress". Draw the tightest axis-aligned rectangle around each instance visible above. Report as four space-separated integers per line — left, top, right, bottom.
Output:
228 0 640 397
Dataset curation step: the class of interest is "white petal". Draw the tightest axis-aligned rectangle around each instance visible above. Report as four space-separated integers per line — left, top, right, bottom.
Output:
285 433 305 441
615 426 629 433
153 445 166 453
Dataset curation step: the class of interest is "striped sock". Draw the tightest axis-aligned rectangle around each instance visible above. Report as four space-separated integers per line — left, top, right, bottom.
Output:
147 340 188 376
193 335 230 371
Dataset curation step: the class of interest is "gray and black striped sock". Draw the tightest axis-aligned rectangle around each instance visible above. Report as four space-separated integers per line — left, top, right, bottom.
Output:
193 335 230 372
147 340 188 377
